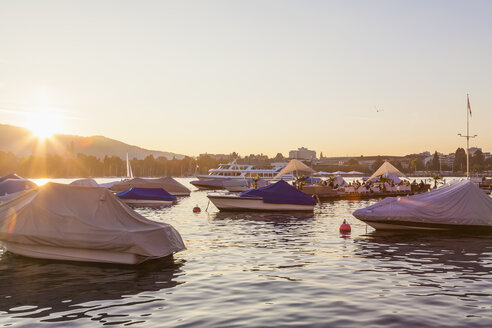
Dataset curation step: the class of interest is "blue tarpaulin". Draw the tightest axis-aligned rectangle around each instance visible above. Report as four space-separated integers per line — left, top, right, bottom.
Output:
116 187 177 201
0 179 37 196
239 180 316 205
305 177 323 184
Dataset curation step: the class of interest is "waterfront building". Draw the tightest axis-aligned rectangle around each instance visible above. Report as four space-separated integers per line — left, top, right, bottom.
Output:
289 147 316 160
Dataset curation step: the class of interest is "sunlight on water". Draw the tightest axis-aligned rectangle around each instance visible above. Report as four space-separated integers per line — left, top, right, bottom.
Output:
0 178 491 327
32 178 51 186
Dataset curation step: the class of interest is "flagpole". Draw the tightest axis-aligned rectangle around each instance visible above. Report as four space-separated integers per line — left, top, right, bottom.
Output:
458 94 477 179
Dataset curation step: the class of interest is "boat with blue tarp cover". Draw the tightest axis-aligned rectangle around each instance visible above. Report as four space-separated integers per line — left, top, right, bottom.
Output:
207 180 316 212
116 187 177 207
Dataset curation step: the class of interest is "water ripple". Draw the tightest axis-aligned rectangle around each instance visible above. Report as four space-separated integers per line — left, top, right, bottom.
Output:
0 178 491 327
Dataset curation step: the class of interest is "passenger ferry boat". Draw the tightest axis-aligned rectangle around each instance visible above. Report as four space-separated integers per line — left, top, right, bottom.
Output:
195 161 293 181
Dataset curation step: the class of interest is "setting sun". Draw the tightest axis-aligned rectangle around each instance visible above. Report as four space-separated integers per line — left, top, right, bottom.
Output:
25 108 64 139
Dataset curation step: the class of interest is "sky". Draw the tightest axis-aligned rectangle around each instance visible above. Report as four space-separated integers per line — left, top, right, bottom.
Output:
0 0 491 158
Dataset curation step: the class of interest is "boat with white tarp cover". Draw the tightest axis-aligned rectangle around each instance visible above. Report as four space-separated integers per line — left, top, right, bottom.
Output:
69 178 99 187
0 179 37 196
352 180 492 232
108 177 191 196
0 183 185 264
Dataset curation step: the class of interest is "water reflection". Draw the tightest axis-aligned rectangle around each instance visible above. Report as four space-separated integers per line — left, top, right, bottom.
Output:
3 178 490 327
205 212 317 253
0 251 184 323
211 211 315 222
354 231 492 277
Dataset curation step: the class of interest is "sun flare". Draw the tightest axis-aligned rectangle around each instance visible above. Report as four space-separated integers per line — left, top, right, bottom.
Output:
25 108 64 139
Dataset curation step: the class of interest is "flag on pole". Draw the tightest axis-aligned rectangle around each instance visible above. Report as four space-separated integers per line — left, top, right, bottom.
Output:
467 94 472 117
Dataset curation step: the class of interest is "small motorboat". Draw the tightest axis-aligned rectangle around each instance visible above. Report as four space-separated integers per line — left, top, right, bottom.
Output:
207 180 317 212
352 180 492 232
190 178 231 190
0 183 185 264
116 187 177 207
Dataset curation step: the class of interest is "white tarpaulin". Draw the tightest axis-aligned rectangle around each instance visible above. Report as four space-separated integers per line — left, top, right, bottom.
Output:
273 159 315 180
0 183 185 258
70 178 99 187
347 171 365 175
353 180 492 226
330 175 347 187
367 161 407 182
332 171 347 175
380 173 402 184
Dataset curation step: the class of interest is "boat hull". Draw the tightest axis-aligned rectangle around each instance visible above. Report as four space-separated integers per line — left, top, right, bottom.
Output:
207 194 315 212
357 218 492 233
120 199 175 207
170 192 191 197
195 175 292 181
224 186 249 192
1 241 152 264
190 180 227 190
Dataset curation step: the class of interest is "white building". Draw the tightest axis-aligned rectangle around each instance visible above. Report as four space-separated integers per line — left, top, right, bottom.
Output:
289 147 316 160
469 147 481 156
440 153 455 169
423 153 456 170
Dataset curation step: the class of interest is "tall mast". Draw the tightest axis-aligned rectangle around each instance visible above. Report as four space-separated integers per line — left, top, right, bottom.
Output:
458 94 477 179
126 153 133 178
466 94 470 177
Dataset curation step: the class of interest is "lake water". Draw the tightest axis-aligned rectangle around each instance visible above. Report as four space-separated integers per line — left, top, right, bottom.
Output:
0 178 491 327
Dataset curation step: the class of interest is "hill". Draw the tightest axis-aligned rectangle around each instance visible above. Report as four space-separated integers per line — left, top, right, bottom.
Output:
0 124 185 160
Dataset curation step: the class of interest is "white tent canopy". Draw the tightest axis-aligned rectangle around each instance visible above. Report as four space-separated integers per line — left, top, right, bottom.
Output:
353 180 492 226
347 171 365 175
273 159 315 180
367 161 407 182
380 173 402 184
332 171 347 175
329 175 347 187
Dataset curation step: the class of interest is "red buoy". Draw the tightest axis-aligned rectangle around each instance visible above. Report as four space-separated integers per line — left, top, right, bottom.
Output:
339 219 351 234
193 205 201 213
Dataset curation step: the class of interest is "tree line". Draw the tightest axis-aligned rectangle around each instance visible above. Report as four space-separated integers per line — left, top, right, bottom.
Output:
1 148 491 179
0 152 199 178
415 148 491 172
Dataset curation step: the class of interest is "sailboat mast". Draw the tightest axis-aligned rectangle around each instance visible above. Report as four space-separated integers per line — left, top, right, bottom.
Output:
126 153 133 178
466 95 470 178
459 94 476 179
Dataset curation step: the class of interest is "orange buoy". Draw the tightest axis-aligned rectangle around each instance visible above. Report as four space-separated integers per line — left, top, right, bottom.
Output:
193 205 201 213
339 219 351 234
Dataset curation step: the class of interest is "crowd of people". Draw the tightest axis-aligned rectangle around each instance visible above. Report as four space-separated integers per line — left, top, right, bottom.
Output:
296 176 431 194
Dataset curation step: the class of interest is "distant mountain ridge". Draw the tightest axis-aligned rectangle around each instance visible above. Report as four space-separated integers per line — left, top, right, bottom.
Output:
0 124 185 160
